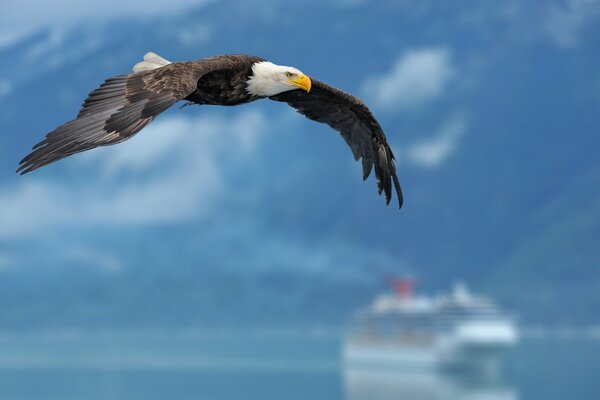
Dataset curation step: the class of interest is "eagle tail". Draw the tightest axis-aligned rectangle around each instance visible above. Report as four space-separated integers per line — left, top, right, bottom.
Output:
132 52 172 73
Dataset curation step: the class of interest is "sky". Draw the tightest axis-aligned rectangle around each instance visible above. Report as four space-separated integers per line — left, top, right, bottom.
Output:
0 0 211 43
1 0 600 327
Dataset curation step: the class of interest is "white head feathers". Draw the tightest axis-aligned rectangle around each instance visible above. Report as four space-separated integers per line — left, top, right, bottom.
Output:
246 61 307 97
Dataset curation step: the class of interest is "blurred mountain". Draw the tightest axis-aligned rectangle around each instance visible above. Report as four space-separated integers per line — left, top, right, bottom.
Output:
0 0 599 328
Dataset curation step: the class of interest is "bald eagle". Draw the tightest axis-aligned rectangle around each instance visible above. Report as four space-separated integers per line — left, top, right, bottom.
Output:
18 52 403 207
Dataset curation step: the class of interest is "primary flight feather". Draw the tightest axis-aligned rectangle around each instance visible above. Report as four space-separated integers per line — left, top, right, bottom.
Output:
18 52 403 208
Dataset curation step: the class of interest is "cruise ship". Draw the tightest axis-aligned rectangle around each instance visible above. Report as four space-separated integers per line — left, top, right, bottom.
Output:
343 280 518 372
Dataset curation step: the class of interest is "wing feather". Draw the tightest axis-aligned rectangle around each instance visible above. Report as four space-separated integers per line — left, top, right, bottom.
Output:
17 62 205 174
270 79 403 208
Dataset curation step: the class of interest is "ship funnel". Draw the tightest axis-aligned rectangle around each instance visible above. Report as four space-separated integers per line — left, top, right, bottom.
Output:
387 277 416 299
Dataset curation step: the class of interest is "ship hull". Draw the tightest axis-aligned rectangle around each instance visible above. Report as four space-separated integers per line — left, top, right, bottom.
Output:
343 337 514 373
343 341 436 370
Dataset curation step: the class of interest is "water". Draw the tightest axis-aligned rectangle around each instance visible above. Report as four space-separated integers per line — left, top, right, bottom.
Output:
0 329 599 400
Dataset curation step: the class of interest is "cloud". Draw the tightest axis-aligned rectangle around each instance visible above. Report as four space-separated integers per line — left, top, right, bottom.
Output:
0 80 11 98
174 25 213 47
0 161 220 239
401 114 467 168
212 226 406 278
77 118 192 176
0 0 213 39
78 110 266 176
63 246 123 273
0 110 268 239
0 182 71 238
256 238 403 277
363 47 454 109
0 30 29 51
543 0 600 48
23 28 65 62
0 252 18 271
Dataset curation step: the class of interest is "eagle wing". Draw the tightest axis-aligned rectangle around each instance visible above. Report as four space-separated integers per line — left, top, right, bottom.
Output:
17 62 205 174
270 79 403 208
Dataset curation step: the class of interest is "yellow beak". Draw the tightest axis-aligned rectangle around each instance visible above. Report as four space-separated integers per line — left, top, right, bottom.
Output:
289 74 311 93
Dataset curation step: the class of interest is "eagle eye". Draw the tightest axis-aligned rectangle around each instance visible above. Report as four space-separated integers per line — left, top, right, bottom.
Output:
285 72 294 78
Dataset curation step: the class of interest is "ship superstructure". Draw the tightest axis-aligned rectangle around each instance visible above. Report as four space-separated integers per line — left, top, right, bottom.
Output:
344 280 517 371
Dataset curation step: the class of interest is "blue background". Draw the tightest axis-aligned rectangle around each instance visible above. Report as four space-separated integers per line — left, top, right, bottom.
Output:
0 0 599 329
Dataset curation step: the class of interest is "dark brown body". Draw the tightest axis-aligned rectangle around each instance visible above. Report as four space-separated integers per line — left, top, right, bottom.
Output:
185 55 264 106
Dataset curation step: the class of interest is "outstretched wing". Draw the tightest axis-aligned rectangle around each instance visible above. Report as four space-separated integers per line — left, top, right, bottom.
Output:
270 79 403 208
17 62 203 174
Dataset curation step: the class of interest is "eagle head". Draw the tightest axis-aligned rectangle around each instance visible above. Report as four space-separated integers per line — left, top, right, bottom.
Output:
246 61 312 97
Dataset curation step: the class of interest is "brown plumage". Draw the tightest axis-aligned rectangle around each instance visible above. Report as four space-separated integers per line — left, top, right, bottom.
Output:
18 53 403 208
